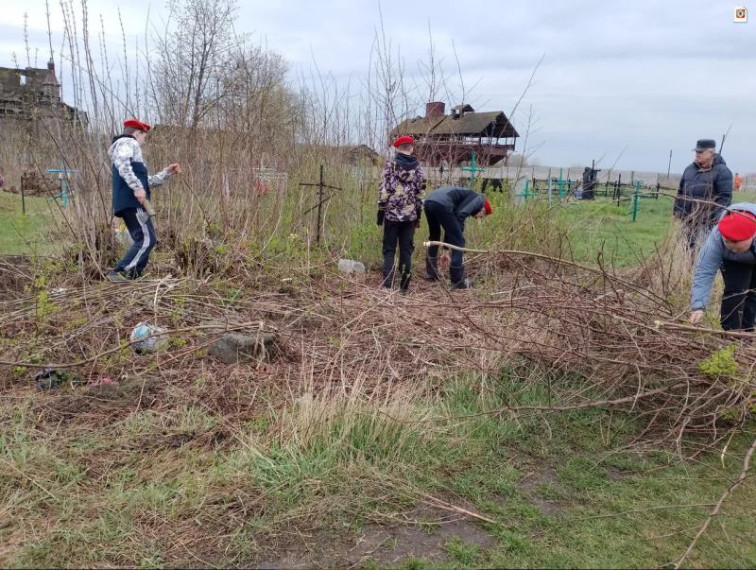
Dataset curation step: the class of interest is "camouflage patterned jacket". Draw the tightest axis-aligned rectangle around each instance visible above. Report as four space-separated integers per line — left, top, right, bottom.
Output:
378 153 426 223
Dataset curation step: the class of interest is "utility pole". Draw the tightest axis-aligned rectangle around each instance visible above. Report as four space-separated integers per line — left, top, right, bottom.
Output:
667 149 672 178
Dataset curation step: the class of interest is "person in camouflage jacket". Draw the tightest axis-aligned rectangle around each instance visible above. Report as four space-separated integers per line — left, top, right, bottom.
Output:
377 135 426 292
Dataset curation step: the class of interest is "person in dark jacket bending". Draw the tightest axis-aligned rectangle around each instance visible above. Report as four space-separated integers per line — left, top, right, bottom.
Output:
107 118 181 282
673 138 733 250
424 186 492 289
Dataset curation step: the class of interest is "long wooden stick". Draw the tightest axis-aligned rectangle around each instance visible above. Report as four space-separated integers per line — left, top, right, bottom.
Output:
422 241 668 304
423 240 489 254
417 491 495 524
656 320 756 339
422 241 649 278
142 198 156 217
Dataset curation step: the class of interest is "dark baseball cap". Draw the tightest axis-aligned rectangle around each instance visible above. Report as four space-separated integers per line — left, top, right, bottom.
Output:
693 139 716 151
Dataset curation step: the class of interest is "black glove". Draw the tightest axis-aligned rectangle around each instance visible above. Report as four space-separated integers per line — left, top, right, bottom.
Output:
377 210 385 226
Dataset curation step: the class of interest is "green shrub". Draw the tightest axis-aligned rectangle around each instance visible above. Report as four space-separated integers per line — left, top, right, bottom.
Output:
698 345 738 379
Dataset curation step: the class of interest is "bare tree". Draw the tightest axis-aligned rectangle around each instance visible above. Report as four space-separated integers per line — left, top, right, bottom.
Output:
368 3 410 150
217 43 294 151
418 21 441 103
153 0 238 129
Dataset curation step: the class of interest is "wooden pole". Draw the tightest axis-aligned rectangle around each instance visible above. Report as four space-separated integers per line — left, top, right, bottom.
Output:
316 164 324 244
616 173 622 207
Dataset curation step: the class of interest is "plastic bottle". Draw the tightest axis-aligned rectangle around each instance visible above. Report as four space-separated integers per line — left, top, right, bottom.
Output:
338 259 366 274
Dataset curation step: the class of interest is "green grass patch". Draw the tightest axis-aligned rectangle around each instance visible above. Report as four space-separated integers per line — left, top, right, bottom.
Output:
0 190 55 255
556 195 673 267
2 370 755 568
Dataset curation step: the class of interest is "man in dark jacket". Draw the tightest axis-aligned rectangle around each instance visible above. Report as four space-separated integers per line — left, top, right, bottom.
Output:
673 138 733 250
424 186 492 289
581 166 599 200
107 118 181 282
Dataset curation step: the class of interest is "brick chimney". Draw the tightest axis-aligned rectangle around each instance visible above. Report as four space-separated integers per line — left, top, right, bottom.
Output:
425 101 445 119
42 58 60 100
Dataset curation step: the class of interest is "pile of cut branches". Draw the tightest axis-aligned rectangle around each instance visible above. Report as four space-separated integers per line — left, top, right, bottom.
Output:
0 250 752 449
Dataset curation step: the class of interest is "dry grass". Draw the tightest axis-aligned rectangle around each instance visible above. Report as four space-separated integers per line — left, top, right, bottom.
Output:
2 237 752 448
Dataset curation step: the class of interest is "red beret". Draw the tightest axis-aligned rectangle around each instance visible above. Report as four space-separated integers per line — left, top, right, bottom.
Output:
393 135 414 148
718 211 756 242
123 118 151 132
483 198 493 216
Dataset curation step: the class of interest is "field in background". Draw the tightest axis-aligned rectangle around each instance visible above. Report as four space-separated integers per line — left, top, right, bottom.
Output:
0 191 56 256
6 183 747 267
557 191 756 267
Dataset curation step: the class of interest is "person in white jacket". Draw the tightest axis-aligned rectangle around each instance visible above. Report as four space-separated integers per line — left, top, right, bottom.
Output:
107 118 180 282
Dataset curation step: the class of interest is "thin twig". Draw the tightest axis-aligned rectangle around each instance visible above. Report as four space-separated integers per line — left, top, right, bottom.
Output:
674 437 756 569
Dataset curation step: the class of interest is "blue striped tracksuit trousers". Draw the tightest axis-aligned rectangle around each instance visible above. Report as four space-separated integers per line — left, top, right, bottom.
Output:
114 207 156 278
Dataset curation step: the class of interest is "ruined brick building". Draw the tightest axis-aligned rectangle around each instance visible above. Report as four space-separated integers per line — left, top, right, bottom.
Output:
0 58 87 193
0 58 86 129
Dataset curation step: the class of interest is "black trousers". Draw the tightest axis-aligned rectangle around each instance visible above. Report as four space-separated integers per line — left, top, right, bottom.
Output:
424 201 466 285
481 178 503 193
382 220 415 289
720 260 756 331
114 207 157 278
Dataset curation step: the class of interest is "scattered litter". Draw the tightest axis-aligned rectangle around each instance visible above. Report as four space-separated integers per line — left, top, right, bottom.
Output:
338 259 366 274
129 322 168 354
114 219 134 246
34 369 82 391
88 376 116 387
209 331 279 364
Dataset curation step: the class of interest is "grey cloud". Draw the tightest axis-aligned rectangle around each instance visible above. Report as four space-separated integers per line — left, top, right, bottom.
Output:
0 0 753 173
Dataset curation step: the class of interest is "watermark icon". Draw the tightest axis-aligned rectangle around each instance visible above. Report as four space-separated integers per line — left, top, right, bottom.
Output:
734 6 748 23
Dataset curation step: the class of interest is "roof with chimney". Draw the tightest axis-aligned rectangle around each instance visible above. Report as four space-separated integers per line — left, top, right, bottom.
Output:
390 102 519 167
392 102 519 140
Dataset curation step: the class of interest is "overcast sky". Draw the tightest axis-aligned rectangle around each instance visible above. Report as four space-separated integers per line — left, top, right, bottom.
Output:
1 0 754 173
